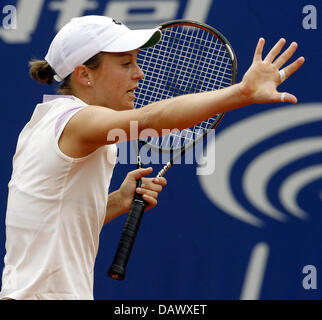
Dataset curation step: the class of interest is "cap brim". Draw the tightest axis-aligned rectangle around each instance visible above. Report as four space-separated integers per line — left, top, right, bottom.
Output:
101 28 161 53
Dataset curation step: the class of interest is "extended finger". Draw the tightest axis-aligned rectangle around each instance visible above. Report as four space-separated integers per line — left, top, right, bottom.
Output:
279 56 305 82
253 37 265 62
263 38 286 64
279 92 298 104
273 41 299 69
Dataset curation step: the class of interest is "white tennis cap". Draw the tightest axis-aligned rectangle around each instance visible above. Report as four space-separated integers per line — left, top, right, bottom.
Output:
45 15 161 81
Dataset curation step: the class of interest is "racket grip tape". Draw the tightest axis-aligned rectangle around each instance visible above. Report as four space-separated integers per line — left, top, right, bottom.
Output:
108 182 146 280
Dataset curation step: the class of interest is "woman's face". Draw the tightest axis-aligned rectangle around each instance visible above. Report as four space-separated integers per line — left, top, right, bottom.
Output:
89 50 145 110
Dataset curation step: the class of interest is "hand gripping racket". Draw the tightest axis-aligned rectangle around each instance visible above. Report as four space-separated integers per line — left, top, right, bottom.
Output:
108 19 237 280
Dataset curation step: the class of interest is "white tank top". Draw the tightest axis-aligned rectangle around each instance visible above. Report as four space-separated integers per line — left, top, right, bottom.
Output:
0 95 117 300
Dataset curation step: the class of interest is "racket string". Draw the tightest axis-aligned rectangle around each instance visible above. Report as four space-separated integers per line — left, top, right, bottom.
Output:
136 23 234 149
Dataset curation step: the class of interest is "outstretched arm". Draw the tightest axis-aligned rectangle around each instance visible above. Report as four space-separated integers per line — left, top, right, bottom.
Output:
134 38 304 135
60 38 305 158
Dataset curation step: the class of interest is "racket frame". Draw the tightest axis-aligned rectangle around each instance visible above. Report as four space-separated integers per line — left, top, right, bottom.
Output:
107 19 238 280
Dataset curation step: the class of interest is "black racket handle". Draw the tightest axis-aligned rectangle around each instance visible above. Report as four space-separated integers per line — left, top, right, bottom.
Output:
108 179 146 280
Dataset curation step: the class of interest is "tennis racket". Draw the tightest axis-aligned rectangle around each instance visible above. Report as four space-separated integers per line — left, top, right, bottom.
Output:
108 19 237 280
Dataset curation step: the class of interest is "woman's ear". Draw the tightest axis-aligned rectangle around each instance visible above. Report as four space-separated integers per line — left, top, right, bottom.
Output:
73 65 92 87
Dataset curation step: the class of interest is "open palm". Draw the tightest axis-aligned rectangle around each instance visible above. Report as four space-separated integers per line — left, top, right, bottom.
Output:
241 38 305 104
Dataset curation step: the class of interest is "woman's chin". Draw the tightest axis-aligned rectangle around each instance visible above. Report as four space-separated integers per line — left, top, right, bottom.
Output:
109 101 135 111
124 101 135 110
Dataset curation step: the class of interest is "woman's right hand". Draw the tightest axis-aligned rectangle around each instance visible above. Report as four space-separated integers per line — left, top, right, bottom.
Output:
239 38 305 105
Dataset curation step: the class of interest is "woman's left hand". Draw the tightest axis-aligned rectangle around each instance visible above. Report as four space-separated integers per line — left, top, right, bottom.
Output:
119 167 167 212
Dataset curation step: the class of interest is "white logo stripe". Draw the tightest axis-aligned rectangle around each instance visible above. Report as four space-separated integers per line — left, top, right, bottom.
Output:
198 103 322 227
243 138 322 222
240 242 269 300
279 165 322 219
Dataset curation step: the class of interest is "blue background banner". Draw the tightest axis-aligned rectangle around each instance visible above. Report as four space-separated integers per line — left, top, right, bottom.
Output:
0 0 321 299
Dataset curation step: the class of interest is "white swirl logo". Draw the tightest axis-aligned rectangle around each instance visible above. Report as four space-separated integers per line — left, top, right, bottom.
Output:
198 103 322 228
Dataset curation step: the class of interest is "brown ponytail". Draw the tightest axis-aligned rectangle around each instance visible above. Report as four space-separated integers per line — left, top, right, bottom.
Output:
28 52 105 94
29 60 55 84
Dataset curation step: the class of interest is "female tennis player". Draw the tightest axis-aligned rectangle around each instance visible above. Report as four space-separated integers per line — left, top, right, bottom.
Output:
0 15 304 300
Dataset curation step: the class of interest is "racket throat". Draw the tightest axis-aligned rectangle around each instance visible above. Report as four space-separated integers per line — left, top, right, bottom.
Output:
136 155 142 168
158 161 172 177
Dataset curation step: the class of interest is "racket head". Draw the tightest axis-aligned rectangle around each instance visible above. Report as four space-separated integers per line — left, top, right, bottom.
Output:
135 19 237 153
